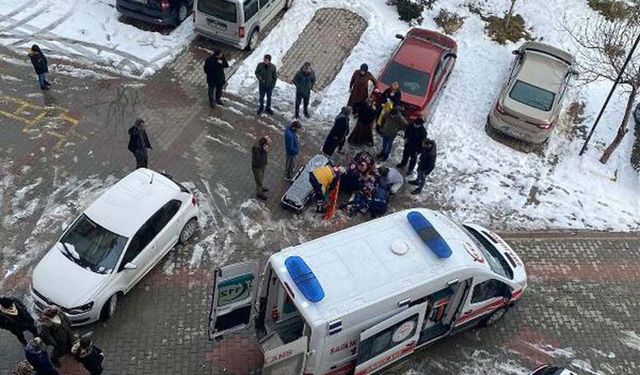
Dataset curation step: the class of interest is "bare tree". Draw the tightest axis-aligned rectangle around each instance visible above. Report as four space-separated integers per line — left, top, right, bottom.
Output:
505 0 518 29
567 16 640 163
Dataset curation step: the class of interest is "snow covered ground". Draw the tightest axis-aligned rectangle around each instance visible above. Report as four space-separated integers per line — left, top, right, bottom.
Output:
0 0 194 76
227 0 640 231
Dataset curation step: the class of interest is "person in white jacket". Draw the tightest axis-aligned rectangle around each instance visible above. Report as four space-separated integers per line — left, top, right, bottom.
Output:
378 166 404 194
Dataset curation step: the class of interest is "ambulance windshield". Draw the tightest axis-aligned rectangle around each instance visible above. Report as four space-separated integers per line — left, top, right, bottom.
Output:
462 226 513 279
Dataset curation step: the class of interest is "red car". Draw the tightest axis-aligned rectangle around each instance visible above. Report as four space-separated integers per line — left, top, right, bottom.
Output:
375 28 458 122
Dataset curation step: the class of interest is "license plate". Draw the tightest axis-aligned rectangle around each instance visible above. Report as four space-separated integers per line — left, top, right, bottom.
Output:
207 19 227 30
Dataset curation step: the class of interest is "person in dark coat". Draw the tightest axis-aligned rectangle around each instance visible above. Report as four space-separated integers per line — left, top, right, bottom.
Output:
255 54 278 115
38 307 73 368
0 297 38 346
284 120 302 181
24 337 59 375
347 96 377 147
397 117 427 175
28 45 50 90
252 136 272 200
127 119 152 169
381 81 402 107
71 336 105 375
377 106 408 161
322 106 352 157
204 49 229 108
409 139 437 195
292 62 316 118
347 64 376 116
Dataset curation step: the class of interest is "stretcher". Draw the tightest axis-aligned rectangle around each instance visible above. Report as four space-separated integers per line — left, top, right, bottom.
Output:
281 154 329 213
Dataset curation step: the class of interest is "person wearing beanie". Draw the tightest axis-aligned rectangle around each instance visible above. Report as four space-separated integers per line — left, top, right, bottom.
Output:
38 307 74 367
72 335 105 375
347 63 376 116
0 297 38 346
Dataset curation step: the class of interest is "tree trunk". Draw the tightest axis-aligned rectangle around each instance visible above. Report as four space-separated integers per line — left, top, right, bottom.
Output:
600 86 637 164
505 0 517 30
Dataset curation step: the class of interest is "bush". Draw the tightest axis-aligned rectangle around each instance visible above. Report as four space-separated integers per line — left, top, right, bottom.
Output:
390 0 436 24
434 9 465 35
484 13 532 44
587 0 640 22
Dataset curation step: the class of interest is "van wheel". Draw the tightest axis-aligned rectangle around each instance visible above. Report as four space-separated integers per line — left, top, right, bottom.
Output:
177 4 189 23
482 307 507 327
100 294 118 321
246 29 260 51
285 0 293 10
179 218 199 244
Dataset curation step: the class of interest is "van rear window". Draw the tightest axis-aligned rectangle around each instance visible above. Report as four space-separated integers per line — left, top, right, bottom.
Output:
198 0 237 23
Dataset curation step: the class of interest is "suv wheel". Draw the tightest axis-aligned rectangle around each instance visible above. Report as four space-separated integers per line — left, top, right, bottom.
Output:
177 4 189 23
100 294 118 321
179 218 199 244
246 29 260 51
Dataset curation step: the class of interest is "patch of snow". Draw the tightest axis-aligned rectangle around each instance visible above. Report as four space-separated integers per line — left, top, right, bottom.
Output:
570 359 606 375
620 330 640 352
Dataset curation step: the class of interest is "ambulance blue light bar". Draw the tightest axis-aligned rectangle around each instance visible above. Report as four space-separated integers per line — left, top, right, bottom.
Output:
284 256 325 302
407 211 452 258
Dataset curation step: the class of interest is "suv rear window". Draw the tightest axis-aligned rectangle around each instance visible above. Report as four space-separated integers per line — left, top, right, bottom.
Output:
197 0 237 23
382 62 430 97
509 80 555 111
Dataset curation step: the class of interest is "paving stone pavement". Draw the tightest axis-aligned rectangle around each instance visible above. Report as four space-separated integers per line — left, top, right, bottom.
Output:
279 8 368 89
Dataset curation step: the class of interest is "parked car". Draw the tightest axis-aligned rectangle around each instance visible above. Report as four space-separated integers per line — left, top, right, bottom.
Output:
374 28 458 122
116 0 194 26
488 41 576 144
194 0 292 50
531 365 577 375
31 169 200 326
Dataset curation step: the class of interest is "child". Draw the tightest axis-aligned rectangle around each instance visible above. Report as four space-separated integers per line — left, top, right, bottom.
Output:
71 336 104 375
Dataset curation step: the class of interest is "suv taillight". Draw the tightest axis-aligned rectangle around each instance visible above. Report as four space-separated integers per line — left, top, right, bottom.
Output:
239 26 245 38
161 0 169 12
533 121 553 129
495 102 508 115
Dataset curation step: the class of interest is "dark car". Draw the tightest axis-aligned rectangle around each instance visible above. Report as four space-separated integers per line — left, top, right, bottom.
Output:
375 28 457 122
116 0 193 26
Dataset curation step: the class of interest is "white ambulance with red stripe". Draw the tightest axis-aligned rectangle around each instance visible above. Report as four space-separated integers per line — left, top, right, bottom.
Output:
208 208 527 374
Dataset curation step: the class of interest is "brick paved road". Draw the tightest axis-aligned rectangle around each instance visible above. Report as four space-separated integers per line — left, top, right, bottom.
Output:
1 15 639 375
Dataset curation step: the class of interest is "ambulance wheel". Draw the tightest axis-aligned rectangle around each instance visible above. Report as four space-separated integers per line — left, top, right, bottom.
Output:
482 307 507 327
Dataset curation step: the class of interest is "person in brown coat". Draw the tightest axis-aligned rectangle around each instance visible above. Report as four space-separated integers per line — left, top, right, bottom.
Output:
347 96 377 147
38 307 74 368
347 64 376 116
251 136 272 200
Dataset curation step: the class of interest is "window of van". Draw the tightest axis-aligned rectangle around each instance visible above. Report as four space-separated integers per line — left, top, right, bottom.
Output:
462 225 513 279
471 279 510 303
198 0 237 23
244 0 259 21
357 314 419 363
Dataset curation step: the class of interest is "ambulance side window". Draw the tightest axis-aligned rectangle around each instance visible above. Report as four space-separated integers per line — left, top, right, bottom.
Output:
471 279 510 303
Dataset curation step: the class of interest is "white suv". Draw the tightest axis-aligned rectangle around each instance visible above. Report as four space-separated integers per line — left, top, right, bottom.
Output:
31 169 200 325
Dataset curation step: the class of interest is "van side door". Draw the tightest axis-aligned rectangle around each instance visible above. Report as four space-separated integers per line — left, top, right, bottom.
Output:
454 278 511 330
259 0 279 26
354 303 427 375
208 261 259 340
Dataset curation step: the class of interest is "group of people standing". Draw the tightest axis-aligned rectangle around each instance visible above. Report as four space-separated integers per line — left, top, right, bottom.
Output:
1 297 104 375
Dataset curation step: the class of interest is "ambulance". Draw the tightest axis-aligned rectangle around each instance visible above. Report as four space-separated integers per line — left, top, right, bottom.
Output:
208 208 527 374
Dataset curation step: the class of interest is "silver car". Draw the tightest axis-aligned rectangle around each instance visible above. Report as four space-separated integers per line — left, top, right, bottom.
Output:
194 0 292 50
488 41 576 144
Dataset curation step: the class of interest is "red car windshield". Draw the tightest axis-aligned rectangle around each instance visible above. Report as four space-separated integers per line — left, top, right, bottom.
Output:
382 61 430 98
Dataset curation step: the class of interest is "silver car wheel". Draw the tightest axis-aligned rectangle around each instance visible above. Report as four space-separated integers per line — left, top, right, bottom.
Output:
179 218 198 243
248 30 260 51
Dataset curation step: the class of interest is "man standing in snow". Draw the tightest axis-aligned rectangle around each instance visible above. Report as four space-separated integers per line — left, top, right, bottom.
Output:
252 135 272 200
284 120 302 181
409 139 437 195
28 45 51 90
38 307 74 368
204 49 229 108
0 296 38 346
255 54 277 115
397 117 427 176
292 62 316 118
127 119 152 169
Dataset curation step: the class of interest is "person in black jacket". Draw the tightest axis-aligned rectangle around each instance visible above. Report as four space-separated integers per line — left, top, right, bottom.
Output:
409 138 437 195
255 54 277 115
292 62 316 118
28 45 50 90
24 337 59 375
0 297 38 346
127 119 152 169
204 49 229 108
322 106 352 157
397 117 427 175
38 307 74 368
71 336 105 375
251 136 272 200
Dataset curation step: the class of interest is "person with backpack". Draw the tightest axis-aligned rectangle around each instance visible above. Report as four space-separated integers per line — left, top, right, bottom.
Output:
71 336 105 375
409 138 437 195
127 119 152 169
28 45 50 90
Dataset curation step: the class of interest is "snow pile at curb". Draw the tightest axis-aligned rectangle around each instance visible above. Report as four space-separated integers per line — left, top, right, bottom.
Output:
227 0 640 231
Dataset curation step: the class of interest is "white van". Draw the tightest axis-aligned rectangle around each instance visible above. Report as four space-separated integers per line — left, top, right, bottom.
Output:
193 0 292 50
208 208 527 374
